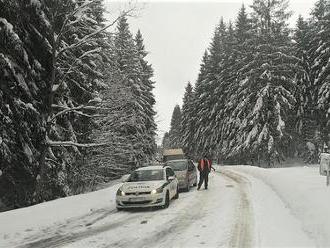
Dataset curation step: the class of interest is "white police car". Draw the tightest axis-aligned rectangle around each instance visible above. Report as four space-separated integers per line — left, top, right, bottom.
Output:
116 166 179 210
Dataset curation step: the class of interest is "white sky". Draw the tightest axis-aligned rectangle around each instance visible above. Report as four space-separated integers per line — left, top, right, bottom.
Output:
104 0 316 144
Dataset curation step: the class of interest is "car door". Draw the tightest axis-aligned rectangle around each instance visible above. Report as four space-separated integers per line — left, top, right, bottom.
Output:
188 161 195 185
166 168 177 198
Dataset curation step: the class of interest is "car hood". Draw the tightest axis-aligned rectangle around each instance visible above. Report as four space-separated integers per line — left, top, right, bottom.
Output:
121 181 166 193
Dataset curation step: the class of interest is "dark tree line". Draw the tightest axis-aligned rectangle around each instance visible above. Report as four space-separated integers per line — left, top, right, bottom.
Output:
166 0 330 166
0 0 157 210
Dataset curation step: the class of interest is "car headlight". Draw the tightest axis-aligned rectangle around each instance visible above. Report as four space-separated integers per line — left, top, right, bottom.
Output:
151 187 163 194
116 188 126 196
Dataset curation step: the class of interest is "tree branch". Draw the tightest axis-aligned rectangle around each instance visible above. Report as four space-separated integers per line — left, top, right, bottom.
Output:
57 9 134 58
48 140 110 148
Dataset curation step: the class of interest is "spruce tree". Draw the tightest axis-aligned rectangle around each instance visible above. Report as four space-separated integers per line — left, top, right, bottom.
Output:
313 0 330 147
293 15 319 162
220 4 253 161
193 20 227 156
135 30 157 160
168 105 182 148
229 0 297 166
162 132 171 149
0 0 49 208
181 82 195 158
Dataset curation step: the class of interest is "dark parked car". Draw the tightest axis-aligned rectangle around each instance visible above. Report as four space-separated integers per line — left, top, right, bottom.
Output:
165 159 197 191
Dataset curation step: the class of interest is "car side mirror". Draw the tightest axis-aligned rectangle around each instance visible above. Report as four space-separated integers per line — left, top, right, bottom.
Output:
121 174 130 183
168 176 175 181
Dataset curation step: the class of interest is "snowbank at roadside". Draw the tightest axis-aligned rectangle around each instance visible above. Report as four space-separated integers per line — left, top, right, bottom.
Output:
224 164 330 247
0 182 121 239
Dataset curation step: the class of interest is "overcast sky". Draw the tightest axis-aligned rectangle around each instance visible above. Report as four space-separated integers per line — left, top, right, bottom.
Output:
104 0 316 144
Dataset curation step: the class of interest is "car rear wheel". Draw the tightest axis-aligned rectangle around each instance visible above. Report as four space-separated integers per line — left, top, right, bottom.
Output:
193 177 197 187
185 182 190 192
162 191 170 209
174 186 179 199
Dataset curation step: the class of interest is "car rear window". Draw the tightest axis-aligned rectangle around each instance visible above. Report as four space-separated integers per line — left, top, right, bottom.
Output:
166 161 187 171
128 169 164 182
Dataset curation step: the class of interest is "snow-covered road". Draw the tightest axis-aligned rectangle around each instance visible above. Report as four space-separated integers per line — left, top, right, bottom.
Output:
1 165 329 248
18 171 242 248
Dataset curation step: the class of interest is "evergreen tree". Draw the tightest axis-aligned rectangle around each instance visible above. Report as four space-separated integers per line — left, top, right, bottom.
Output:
162 132 171 149
135 30 157 160
0 0 49 208
181 82 195 158
312 0 330 147
229 0 297 165
168 105 182 148
293 15 319 162
0 0 135 208
35 0 113 201
193 19 227 156
219 5 253 160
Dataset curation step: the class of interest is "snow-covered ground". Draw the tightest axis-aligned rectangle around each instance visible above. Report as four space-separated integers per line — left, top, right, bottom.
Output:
0 164 329 247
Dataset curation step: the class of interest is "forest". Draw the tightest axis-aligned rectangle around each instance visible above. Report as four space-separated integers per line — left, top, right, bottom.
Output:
0 0 157 210
164 0 330 166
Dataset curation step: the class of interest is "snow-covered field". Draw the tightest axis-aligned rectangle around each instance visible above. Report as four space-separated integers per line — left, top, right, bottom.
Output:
0 164 329 247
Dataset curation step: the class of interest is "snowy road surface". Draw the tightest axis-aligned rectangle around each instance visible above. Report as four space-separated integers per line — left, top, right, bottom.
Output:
1 165 328 248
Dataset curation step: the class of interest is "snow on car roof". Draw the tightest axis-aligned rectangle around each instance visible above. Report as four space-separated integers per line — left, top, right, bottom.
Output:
136 165 164 171
166 159 187 162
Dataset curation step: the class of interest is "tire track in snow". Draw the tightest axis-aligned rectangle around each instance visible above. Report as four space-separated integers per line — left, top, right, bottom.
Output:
113 172 236 248
129 191 210 248
19 209 134 248
220 169 254 248
226 167 316 247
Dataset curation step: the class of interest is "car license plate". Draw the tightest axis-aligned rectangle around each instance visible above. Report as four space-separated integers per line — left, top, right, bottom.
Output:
129 197 145 202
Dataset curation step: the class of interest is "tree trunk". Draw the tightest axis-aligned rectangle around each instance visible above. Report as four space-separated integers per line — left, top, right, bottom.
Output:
35 26 57 203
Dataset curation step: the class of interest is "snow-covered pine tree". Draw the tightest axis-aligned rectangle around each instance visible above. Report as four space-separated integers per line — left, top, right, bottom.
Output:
87 25 158 178
193 19 227 156
207 21 238 159
312 0 330 147
112 16 152 168
34 0 120 201
229 0 297 166
218 5 253 162
181 82 195 159
0 0 49 208
162 132 171 149
168 105 182 148
191 50 209 157
292 15 319 162
0 0 132 207
135 30 157 160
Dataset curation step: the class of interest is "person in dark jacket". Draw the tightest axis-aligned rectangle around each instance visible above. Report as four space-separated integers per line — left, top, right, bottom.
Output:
197 155 215 190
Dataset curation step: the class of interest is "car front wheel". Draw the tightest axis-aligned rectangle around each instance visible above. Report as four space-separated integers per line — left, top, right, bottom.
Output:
162 191 170 209
193 177 197 186
185 181 190 192
174 186 179 199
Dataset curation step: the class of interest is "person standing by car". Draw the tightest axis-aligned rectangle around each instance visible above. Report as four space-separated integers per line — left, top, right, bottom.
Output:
197 155 215 190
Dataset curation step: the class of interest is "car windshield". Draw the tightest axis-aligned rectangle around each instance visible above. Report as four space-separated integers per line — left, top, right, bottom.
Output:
128 169 164 182
166 161 187 171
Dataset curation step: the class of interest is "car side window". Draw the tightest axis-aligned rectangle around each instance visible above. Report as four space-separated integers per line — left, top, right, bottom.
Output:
166 168 175 179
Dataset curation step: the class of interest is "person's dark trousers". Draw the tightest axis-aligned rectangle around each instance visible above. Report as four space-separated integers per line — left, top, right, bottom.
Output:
198 171 210 190
197 172 205 190
204 173 209 189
